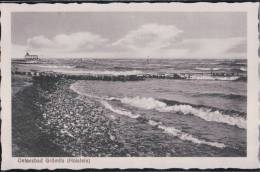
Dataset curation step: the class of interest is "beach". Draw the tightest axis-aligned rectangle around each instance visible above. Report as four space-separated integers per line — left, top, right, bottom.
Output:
11 58 247 157
12 75 131 157
12 75 70 156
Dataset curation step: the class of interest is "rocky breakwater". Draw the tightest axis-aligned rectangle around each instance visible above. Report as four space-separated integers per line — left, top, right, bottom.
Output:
34 76 129 156
13 69 185 81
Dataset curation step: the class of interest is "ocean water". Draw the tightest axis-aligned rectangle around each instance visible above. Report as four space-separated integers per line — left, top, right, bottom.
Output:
16 58 247 78
14 58 247 156
70 79 246 156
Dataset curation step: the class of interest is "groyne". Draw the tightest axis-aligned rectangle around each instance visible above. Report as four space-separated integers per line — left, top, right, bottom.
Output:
12 70 181 81
11 70 244 81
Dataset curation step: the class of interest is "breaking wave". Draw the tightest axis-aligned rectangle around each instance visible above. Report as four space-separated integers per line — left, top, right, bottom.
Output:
96 101 225 148
240 67 247 72
148 120 226 148
70 83 227 149
99 100 226 148
119 96 246 129
189 75 240 81
56 69 143 76
71 83 246 129
70 84 101 99
100 100 140 119
195 67 220 71
35 65 74 69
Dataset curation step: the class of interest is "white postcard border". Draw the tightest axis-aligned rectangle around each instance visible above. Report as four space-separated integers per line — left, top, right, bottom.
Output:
1 3 259 170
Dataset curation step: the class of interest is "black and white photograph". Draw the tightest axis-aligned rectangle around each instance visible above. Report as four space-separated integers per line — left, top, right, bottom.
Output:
10 11 248 157
1 3 259 170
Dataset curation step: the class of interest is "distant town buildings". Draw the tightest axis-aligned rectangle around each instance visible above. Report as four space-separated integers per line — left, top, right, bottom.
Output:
24 52 39 60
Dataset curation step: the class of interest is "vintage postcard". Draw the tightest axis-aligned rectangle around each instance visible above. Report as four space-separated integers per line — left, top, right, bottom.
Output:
0 3 259 170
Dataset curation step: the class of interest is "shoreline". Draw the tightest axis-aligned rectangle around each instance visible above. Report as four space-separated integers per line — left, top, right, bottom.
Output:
12 77 71 157
12 74 246 157
12 75 129 157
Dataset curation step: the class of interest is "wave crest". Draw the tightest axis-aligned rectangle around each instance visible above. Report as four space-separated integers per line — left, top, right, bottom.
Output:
57 69 143 76
100 100 140 119
195 67 220 71
189 75 240 81
240 67 247 72
152 121 226 148
98 100 226 148
119 96 246 129
121 96 166 110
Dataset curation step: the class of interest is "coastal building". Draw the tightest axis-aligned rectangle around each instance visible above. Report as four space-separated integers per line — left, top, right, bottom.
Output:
24 52 39 60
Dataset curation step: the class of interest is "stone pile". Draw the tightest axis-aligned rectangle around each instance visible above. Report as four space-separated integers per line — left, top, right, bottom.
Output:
35 78 129 157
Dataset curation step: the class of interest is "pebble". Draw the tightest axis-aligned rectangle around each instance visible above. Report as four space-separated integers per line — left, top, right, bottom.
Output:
36 79 126 157
109 134 115 141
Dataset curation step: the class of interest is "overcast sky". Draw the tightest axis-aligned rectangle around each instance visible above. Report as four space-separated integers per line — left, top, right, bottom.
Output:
12 12 246 59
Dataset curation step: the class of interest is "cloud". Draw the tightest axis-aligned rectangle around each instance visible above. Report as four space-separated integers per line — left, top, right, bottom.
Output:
112 23 182 51
111 23 245 58
12 44 116 59
27 35 54 49
27 32 108 52
176 37 246 58
13 23 246 59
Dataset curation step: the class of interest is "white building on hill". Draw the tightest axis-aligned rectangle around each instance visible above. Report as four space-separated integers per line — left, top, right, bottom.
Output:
24 52 39 60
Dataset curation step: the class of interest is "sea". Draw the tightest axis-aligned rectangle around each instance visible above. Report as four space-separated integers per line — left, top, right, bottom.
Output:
14 58 247 156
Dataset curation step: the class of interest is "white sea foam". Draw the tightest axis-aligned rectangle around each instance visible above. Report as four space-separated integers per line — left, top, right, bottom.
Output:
57 69 143 76
70 83 227 148
70 84 80 94
189 75 240 81
104 96 120 101
71 83 246 129
100 100 140 119
121 96 166 110
240 67 247 72
94 100 226 148
35 65 74 69
71 84 139 119
195 67 220 71
120 96 246 129
214 76 240 81
148 120 226 148
70 83 101 99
